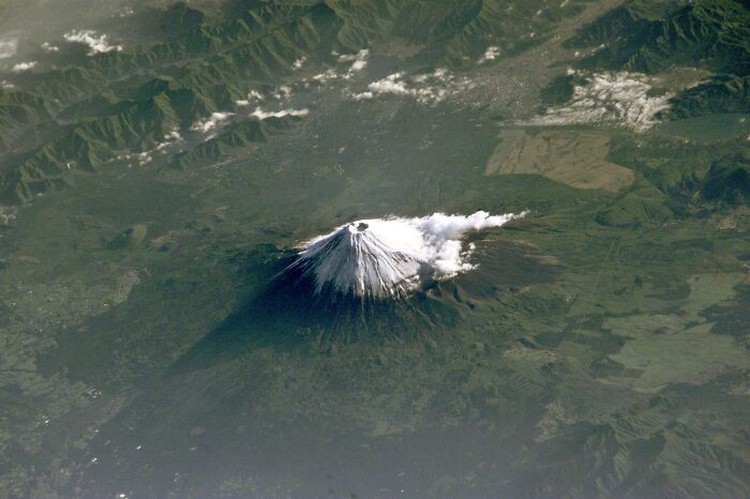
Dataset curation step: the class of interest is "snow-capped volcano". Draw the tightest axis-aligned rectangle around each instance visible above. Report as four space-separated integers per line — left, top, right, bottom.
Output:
283 211 527 300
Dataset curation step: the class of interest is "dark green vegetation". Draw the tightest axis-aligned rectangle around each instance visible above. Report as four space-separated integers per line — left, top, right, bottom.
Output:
0 0 602 203
608 131 750 215
1 0 749 497
563 0 750 118
667 74 750 117
2 0 745 202
0 1 341 201
567 0 750 75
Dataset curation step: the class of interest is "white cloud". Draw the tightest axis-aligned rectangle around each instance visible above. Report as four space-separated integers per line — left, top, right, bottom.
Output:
12 61 37 73
137 151 152 166
349 68 473 105
250 107 309 120
272 85 292 100
190 112 235 133
63 30 123 55
350 91 374 101
367 72 410 95
340 49 369 73
311 68 339 85
477 46 500 64
350 59 367 72
236 90 264 107
41 42 59 52
156 129 182 151
306 49 370 88
0 37 18 60
338 49 368 63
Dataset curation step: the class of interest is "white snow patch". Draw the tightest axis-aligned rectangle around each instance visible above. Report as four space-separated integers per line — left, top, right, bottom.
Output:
286 211 528 299
12 61 37 72
63 30 123 55
528 71 672 132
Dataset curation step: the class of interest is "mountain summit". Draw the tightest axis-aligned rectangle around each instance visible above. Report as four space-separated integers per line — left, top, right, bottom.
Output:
282 211 527 300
